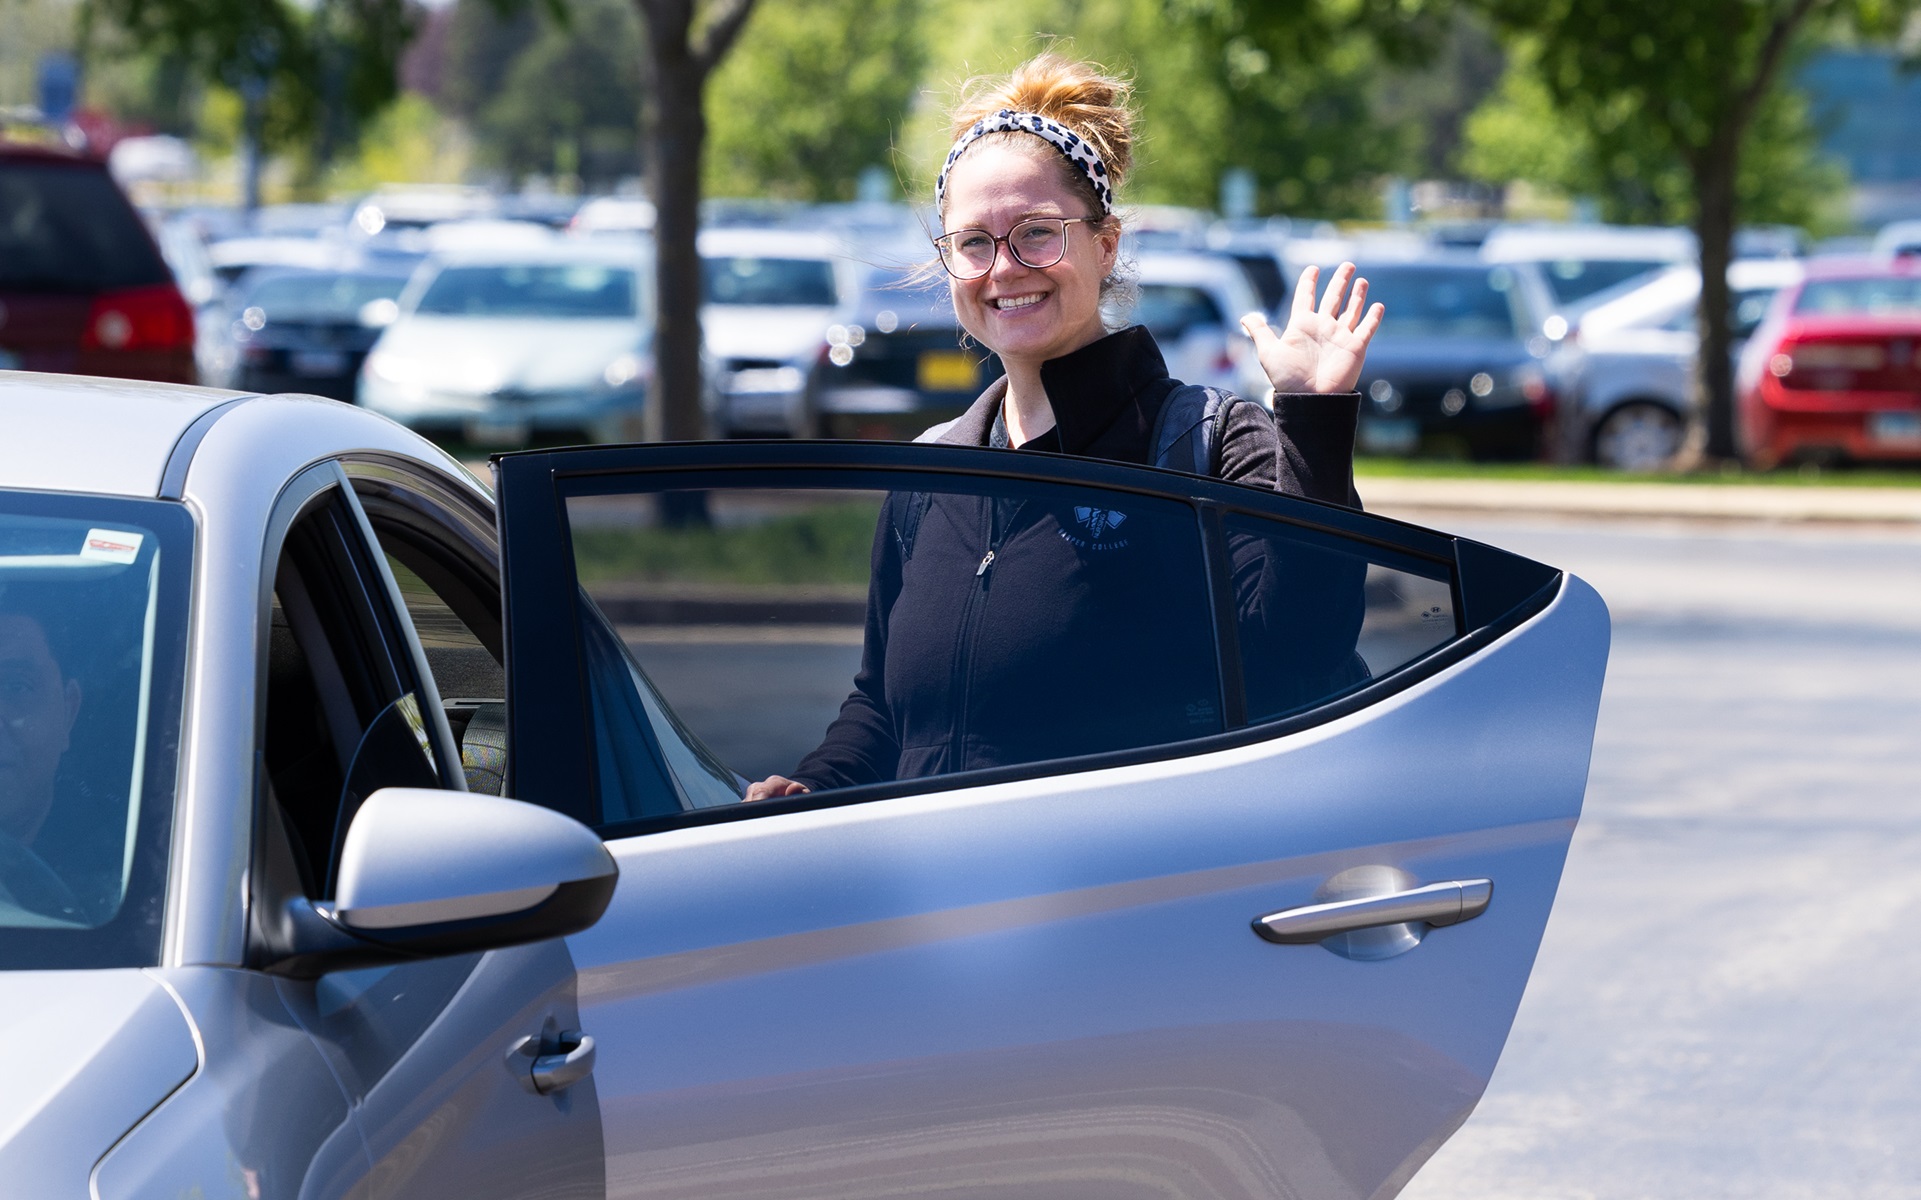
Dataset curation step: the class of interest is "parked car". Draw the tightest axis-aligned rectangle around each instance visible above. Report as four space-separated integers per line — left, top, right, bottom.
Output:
358 241 651 446
699 227 859 437
1341 257 1558 459
1481 224 1695 325
1870 219 1921 261
1133 251 1272 404
204 265 415 401
1551 259 1805 469
1737 257 1921 467
0 370 1608 1199
0 141 196 383
811 261 1008 439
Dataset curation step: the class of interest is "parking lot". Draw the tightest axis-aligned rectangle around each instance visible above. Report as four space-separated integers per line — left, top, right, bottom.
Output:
1392 512 1921 1198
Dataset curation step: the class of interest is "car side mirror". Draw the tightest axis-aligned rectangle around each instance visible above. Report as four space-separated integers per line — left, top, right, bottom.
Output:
359 298 400 328
261 789 617 978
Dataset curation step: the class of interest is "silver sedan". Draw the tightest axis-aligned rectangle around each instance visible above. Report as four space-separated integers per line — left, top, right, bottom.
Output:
0 372 1607 1199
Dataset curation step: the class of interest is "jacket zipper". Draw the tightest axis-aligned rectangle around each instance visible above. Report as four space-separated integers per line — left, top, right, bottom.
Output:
948 500 1025 771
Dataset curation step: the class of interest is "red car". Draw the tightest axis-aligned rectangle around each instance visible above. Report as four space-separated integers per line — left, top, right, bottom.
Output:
0 140 196 383
1738 257 1921 467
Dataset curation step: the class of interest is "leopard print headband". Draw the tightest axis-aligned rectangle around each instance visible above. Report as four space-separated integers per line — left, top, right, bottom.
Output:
935 109 1114 217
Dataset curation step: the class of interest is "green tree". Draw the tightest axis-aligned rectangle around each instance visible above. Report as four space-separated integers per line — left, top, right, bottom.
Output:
81 0 416 206
704 0 923 201
1459 39 1847 230
1470 0 1918 463
477 0 645 188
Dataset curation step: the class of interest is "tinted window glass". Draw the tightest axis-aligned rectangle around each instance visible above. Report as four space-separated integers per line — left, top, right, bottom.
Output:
0 494 190 968
415 264 638 318
1540 259 1669 305
0 160 172 290
703 256 838 306
1793 276 1921 317
243 272 408 322
565 480 1218 821
1222 514 1456 722
1358 266 1526 338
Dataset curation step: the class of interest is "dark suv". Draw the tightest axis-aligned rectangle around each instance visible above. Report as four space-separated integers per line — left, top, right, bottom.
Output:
0 141 196 383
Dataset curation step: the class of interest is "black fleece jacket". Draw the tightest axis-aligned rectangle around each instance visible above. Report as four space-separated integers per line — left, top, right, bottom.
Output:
789 325 1364 791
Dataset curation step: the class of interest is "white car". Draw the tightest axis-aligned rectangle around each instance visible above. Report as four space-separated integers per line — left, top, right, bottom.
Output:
0 373 1609 1198
1132 251 1273 404
1482 224 1696 327
1550 259 1804 468
698 227 862 437
358 240 653 446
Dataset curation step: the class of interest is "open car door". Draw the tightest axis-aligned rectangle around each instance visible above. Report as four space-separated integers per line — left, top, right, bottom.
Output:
495 441 1609 1200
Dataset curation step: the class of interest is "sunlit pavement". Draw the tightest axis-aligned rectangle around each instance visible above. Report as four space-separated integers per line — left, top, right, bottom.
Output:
1397 514 1921 1200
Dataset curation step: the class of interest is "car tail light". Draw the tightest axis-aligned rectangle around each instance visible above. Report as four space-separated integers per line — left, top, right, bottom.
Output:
1768 334 1921 392
80 283 195 353
1522 374 1555 416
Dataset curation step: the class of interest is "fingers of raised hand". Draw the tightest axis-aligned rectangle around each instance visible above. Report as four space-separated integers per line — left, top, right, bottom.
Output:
1241 310 1279 348
1290 266 1320 318
1318 262 1357 319
1339 276 1370 330
1354 302 1385 344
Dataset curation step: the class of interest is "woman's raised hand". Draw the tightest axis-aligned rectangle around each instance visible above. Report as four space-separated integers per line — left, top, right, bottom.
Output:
1240 263 1385 396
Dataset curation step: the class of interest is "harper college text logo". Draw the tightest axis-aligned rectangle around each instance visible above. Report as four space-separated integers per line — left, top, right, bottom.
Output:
1061 505 1131 551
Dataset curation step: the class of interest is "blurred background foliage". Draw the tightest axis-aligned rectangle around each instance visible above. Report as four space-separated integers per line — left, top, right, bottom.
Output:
5 0 1907 226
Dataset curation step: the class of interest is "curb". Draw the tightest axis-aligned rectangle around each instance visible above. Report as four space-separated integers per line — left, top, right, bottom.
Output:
1353 477 1921 525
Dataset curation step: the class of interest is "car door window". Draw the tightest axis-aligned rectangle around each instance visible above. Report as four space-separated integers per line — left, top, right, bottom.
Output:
563 477 1219 824
499 445 1560 834
1220 512 1457 722
260 490 446 897
348 463 508 795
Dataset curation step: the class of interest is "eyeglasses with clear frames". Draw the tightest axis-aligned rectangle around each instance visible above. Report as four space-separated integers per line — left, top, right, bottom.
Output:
933 217 1102 280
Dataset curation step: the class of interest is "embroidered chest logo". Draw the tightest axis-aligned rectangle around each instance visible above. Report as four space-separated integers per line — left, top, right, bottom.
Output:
1060 506 1132 551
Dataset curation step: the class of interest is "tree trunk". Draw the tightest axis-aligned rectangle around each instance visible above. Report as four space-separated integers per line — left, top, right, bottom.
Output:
642 31 708 445
1691 132 1741 465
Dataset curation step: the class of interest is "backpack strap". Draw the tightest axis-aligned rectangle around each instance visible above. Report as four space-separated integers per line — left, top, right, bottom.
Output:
1149 382 1234 477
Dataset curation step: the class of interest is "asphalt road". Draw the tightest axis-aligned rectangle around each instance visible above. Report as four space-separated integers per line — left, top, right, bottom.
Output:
1394 514 1921 1200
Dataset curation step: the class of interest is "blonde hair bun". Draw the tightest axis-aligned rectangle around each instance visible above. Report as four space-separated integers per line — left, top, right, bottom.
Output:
949 53 1136 202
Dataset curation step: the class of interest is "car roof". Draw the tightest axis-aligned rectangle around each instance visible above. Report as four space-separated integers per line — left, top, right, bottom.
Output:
1800 254 1921 280
698 227 847 259
1481 224 1695 262
0 374 247 498
426 239 651 267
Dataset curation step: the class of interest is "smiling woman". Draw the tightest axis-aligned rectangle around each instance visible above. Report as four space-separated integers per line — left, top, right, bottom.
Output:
743 52 1390 802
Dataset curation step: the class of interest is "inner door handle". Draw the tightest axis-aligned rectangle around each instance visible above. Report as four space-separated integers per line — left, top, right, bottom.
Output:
1253 879 1492 944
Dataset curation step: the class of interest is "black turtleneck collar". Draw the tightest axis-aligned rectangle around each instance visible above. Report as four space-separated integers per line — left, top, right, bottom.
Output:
934 325 1175 465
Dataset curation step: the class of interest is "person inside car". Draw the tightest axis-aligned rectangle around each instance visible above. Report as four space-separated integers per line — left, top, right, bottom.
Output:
746 53 1382 800
0 604 88 921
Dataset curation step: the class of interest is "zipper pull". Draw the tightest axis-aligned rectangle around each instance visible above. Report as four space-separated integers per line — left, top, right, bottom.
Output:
976 550 996 576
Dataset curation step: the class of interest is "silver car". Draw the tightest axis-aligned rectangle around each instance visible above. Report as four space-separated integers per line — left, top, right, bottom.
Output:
0 372 1608 1199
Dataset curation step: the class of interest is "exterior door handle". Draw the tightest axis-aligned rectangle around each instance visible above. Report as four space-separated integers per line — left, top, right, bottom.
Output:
1253 879 1493 944
508 1028 597 1094
531 1033 596 1094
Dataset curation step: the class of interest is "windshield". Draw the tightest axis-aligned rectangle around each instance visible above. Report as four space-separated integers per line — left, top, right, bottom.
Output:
1794 276 1921 317
0 492 190 969
415 263 639 318
242 272 408 322
1359 265 1527 339
703 256 839 306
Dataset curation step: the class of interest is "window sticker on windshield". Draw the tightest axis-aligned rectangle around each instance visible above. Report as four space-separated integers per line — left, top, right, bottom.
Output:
81 528 144 564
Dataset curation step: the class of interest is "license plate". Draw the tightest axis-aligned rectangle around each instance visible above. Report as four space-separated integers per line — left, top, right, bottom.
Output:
291 349 348 376
1868 411 1921 445
917 350 980 393
463 416 531 446
1359 417 1419 455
